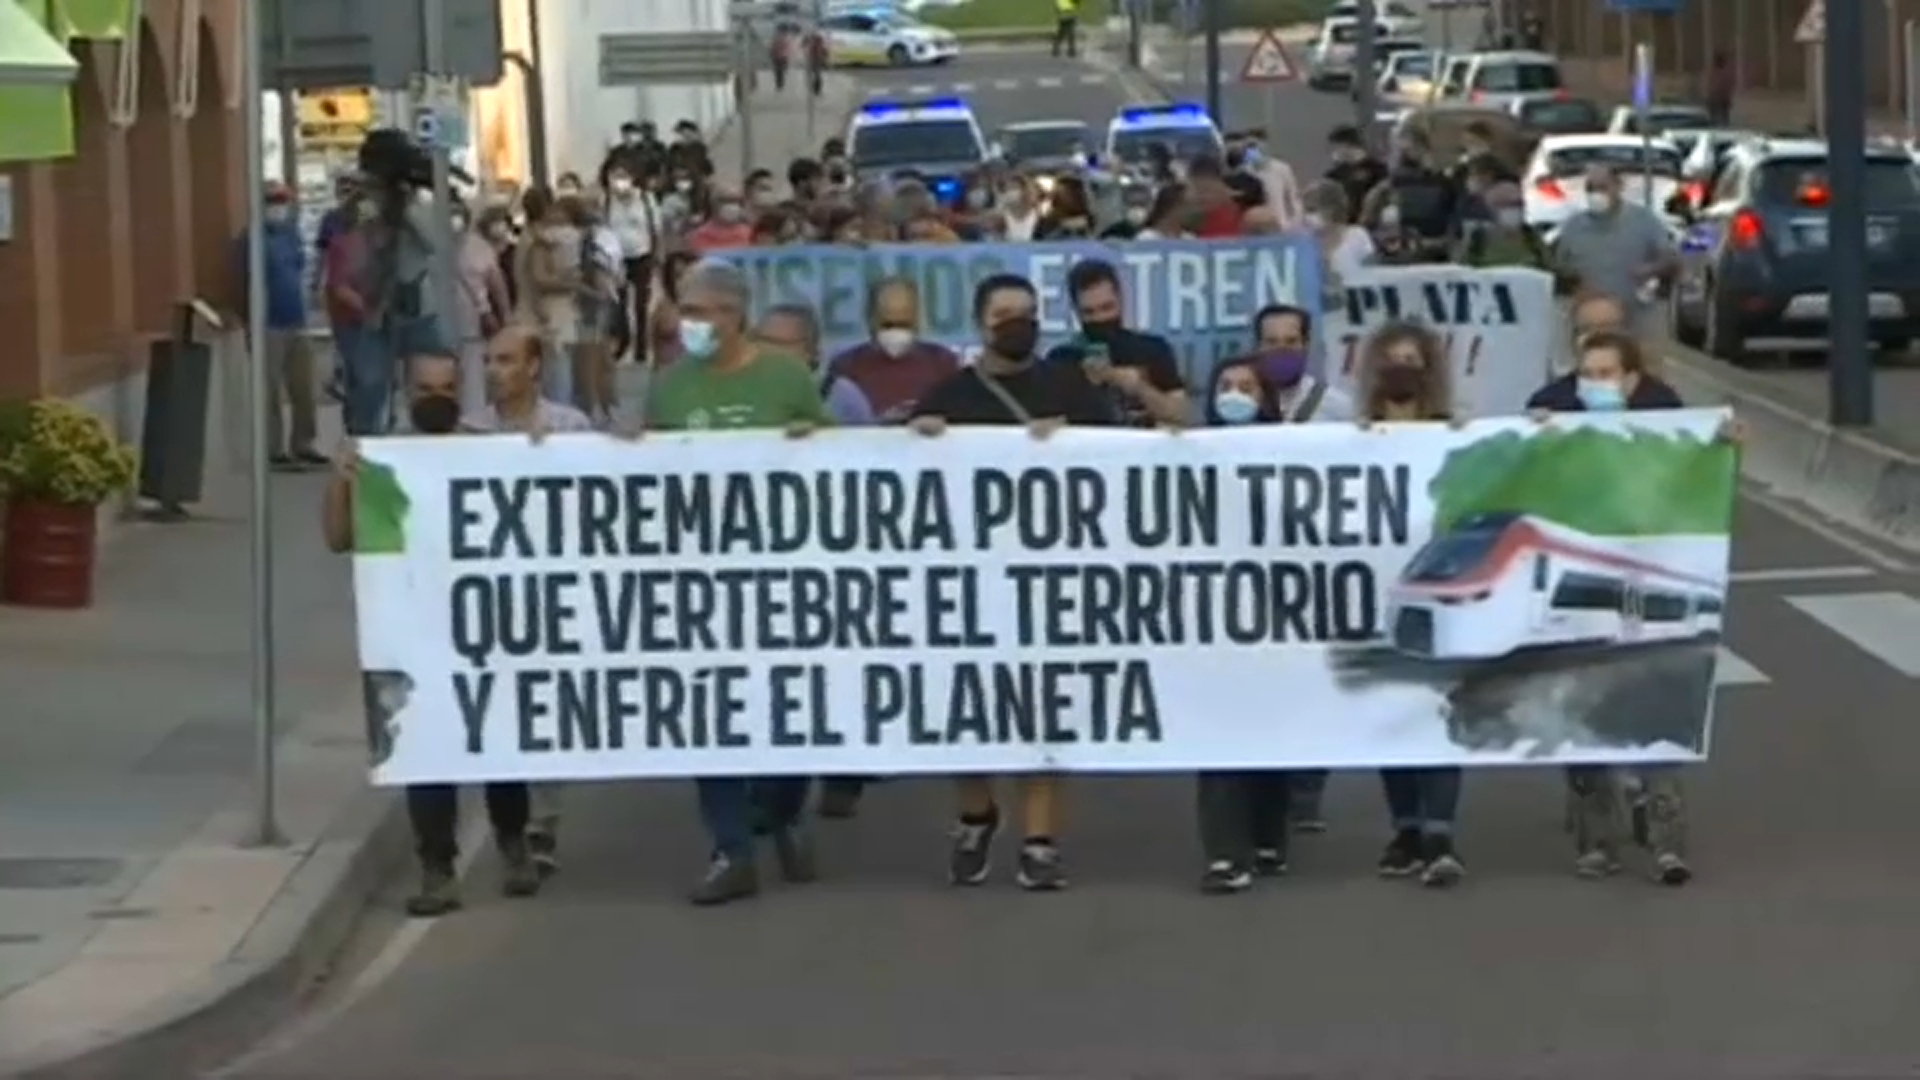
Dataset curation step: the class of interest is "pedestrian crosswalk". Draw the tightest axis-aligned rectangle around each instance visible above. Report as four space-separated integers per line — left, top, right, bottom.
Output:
1718 588 1920 687
860 73 1111 98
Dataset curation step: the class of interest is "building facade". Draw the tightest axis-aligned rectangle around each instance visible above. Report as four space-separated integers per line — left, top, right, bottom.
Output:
0 0 242 424
1543 0 1920 121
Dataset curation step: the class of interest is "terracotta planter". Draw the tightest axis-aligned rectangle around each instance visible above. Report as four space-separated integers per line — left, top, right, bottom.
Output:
1 499 99 609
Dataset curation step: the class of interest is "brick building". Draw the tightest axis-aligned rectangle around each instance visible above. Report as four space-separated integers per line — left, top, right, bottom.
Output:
1542 0 1920 122
0 0 243 423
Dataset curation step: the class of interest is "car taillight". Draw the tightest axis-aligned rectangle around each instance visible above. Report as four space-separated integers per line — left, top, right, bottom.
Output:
1798 184 1831 207
1534 177 1565 199
1684 181 1706 205
1729 209 1764 249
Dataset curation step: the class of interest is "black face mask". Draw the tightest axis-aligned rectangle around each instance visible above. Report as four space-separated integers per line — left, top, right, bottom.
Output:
988 316 1041 360
1080 318 1122 344
409 394 462 434
1375 365 1426 405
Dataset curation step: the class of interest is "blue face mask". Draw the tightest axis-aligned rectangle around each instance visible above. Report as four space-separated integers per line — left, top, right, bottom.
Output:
1214 389 1261 425
679 318 719 360
1575 379 1627 411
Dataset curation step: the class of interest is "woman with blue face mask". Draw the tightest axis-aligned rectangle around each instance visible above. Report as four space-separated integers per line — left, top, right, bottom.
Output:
1192 357 1316 892
1524 328 1725 887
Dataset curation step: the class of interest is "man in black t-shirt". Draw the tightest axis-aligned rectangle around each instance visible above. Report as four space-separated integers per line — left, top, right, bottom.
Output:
909 272 1112 892
1041 258 1188 427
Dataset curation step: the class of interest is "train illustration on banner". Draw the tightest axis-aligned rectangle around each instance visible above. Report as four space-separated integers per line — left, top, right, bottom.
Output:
1385 512 1726 662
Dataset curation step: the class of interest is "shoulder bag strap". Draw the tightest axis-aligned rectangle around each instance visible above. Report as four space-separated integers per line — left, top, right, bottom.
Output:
971 367 1036 423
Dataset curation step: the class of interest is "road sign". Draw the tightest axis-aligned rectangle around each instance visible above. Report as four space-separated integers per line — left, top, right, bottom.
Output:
296 88 373 149
1795 0 1825 44
598 32 736 86
1238 29 1297 84
258 0 503 92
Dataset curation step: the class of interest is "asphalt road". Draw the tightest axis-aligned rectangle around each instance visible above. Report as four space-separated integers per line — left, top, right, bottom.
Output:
188 40 1920 1080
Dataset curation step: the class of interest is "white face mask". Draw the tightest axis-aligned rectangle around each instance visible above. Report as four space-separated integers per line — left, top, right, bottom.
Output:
875 328 914 357
1303 211 1326 230
1588 191 1617 214
610 178 633 194
1124 206 1147 225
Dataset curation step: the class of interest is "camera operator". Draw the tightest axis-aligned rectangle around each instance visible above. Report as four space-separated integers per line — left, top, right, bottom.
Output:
352 129 457 390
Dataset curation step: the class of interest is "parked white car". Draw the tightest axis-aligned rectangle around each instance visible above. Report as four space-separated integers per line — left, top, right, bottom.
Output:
1522 134 1684 233
1325 0 1424 37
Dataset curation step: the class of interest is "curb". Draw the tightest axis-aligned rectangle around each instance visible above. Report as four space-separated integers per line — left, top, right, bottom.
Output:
1657 348 1920 555
1 790 410 1080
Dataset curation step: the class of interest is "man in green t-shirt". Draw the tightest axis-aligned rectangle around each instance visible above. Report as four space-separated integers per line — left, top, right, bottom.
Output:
643 260 829 907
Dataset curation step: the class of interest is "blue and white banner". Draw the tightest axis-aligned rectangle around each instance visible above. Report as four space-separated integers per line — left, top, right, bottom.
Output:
720 237 1324 393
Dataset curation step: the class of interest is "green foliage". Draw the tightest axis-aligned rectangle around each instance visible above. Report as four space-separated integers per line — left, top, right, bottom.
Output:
1429 425 1737 536
352 460 411 555
922 0 1111 30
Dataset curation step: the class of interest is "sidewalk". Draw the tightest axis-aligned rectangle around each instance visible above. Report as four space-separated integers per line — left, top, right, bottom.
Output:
1555 56 1908 138
708 74 863 189
0 403 401 1078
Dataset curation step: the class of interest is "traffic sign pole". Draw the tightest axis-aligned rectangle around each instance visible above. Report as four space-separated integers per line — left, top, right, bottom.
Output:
1237 27 1298 163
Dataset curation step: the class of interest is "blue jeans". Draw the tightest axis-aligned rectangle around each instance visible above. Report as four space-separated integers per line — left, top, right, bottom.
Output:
335 321 393 436
696 776 809 860
1380 767 1463 833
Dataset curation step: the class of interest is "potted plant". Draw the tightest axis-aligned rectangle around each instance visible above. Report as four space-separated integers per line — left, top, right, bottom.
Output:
0 399 138 609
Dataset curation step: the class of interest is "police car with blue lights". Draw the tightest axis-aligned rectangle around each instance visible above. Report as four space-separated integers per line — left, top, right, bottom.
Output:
1668 136 1920 364
1104 103 1225 173
847 97 987 205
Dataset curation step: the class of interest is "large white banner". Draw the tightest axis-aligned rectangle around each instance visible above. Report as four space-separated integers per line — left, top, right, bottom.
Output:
1323 265 1557 419
351 414 1739 785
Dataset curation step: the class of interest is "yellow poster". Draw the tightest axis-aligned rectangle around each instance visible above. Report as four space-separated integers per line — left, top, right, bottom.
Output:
298 88 373 150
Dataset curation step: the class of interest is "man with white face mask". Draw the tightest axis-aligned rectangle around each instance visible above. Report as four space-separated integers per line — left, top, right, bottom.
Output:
603 165 660 362
1550 163 1676 334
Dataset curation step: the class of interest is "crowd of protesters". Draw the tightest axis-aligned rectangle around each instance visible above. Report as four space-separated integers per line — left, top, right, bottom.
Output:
293 107 1730 916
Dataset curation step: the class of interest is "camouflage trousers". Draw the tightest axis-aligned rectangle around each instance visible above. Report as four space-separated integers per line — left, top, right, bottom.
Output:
1564 766 1687 857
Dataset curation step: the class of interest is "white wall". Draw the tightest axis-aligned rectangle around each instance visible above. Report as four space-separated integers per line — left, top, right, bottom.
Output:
538 0 735 182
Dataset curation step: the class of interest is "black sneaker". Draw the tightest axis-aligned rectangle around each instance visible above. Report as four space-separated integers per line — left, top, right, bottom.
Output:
1376 829 1425 877
1200 859 1253 894
1420 835 1466 888
688 853 759 906
527 825 559 878
499 837 541 898
292 448 331 468
1015 841 1068 891
948 812 999 886
404 863 462 917
772 826 818 884
1253 847 1289 876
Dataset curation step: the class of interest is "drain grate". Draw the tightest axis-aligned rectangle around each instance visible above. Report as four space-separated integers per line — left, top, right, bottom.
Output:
0 857 124 890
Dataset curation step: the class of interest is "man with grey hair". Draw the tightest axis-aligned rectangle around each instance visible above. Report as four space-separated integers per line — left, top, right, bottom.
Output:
645 258 835 905
755 303 874 425
1551 162 1677 333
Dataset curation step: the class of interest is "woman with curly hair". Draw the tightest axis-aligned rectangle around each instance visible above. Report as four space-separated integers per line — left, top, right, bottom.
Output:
1355 320 1470 888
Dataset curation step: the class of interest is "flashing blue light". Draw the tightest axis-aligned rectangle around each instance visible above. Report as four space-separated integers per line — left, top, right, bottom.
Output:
1117 103 1209 126
860 97 967 117
931 177 960 193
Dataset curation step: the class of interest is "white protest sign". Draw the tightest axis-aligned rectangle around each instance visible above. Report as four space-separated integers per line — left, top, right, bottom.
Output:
350 416 1738 786
1324 265 1556 418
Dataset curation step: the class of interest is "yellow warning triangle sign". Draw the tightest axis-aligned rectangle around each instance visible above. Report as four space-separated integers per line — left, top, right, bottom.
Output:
1239 29 1298 84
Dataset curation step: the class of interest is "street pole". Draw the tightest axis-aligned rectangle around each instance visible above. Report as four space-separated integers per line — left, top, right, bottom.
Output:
1634 43 1653 206
1354 0 1378 140
737 26 755 182
806 0 822 146
1827 0 1872 427
524 0 550 186
1126 0 1141 68
241 0 282 848
274 16 296 192
1202 0 1222 124
1905 20 1917 148
422 0 459 356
